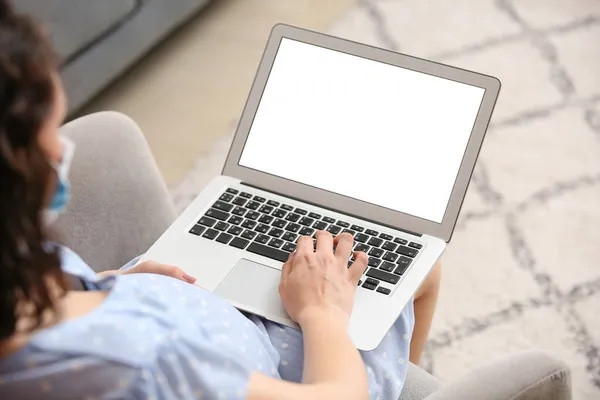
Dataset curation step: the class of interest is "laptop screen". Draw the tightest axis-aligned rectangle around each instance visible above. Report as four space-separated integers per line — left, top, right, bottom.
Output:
239 38 485 224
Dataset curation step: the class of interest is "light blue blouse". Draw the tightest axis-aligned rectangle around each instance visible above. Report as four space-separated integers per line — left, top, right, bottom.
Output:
0 247 414 399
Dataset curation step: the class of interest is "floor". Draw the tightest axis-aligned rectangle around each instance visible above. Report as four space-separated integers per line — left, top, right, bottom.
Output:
80 0 354 185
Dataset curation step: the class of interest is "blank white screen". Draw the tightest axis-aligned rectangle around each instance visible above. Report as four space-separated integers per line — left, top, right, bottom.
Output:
239 38 485 223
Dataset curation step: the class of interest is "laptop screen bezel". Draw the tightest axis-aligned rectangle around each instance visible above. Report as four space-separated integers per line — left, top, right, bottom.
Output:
222 24 500 242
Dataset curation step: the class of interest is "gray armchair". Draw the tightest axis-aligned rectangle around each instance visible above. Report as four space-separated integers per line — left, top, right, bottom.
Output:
56 112 572 400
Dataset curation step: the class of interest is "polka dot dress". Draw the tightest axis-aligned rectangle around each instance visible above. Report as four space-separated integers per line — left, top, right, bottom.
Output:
0 247 414 399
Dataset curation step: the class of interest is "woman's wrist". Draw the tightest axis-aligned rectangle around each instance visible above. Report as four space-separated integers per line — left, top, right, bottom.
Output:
296 305 350 329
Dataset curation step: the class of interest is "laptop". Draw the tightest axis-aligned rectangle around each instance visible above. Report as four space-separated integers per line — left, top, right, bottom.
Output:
143 24 500 351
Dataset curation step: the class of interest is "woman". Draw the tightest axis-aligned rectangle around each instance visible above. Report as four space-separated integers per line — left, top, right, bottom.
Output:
0 2 441 399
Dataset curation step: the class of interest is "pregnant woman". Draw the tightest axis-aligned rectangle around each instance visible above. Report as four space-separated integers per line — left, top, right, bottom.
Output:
0 2 440 399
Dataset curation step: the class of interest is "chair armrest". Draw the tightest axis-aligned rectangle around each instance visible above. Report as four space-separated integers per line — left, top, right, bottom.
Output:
424 350 571 400
55 112 177 271
400 363 443 400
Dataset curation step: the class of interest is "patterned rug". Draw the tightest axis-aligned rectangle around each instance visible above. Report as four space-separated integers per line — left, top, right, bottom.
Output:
171 0 600 397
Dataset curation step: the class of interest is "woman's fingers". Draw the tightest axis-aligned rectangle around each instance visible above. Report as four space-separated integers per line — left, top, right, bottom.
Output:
296 235 314 257
334 233 354 263
315 230 333 255
348 251 368 284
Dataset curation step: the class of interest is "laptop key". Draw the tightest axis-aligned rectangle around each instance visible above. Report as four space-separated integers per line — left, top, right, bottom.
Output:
282 232 297 242
198 216 216 227
368 257 381 267
366 268 399 284
312 221 327 230
253 196 266 203
379 233 393 240
255 224 270 233
358 280 362 286
383 252 398 262
342 229 355 236
268 238 284 248
354 233 368 243
226 188 239 195
362 282 377 291
350 225 364 232
366 278 379 286
216 233 233 244
285 223 301 233
281 204 294 211
299 217 314 226
189 225 206 236
299 227 314 236
228 216 243 225
322 216 335 223
246 211 260 220
355 243 370 253
369 248 384 258
231 207 246 216
395 257 412 275
202 228 219 240
382 241 397 251
213 201 234 212
285 213 301 222
409 242 423 249
394 237 408 245
380 261 395 272
367 237 384 247
268 228 284 238
272 219 287 228
206 209 229 221
366 229 379 236
240 192 253 199
232 197 247 206
241 220 257 229
215 222 229 231
376 287 391 295
229 237 249 249
327 225 342 235
267 200 280 207
241 230 257 240
259 215 274 224
246 201 260 210
294 208 307 215
259 205 274 214
247 242 289 262
396 245 418 258
273 209 287 218
282 242 297 252
219 193 234 202
255 234 270 244
308 212 321 219
228 226 243 236
336 220 350 228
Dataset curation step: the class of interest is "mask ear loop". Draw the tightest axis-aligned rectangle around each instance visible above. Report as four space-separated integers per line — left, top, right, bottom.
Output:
56 136 75 174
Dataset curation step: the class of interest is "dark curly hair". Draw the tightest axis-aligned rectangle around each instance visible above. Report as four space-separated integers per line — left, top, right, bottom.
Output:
0 0 66 340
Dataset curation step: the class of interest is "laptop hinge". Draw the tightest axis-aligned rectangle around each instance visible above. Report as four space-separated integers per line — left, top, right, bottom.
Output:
241 182 422 238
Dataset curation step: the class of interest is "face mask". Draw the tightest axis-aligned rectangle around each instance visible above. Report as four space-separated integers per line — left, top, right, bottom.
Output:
43 136 75 225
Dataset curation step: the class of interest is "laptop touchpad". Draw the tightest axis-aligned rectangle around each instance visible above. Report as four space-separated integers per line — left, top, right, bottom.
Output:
214 259 294 326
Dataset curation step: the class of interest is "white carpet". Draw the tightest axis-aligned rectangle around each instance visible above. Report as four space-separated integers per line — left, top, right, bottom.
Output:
171 0 600 397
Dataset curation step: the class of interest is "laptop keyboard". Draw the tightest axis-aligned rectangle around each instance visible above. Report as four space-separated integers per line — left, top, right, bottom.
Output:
188 188 424 295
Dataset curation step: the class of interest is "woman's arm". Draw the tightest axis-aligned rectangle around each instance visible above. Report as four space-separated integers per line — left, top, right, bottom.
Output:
247 309 368 400
247 232 369 400
96 261 196 283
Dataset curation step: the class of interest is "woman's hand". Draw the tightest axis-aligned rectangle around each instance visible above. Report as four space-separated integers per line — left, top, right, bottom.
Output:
124 260 197 283
98 260 197 284
278 231 368 326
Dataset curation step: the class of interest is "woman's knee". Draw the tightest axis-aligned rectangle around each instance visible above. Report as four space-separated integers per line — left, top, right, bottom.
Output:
415 261 442 300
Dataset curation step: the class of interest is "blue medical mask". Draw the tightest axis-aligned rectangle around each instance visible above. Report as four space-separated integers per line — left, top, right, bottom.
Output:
44 136 75 225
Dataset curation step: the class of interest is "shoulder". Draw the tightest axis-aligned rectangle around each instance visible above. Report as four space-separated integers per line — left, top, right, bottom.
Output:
57 245 98 280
